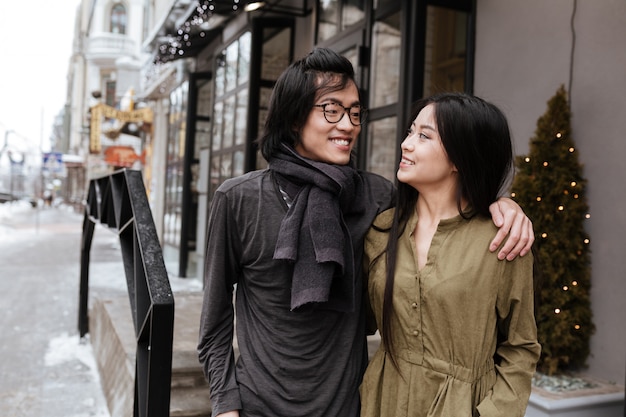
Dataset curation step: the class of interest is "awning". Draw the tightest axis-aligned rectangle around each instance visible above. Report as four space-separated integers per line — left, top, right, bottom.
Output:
143 0 242 64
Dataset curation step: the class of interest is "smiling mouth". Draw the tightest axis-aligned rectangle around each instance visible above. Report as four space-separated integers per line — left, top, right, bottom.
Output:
331 138 351 146
401 157 414 165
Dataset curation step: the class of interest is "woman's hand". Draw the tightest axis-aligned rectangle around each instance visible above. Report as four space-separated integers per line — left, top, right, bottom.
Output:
488 198 534 261
216 412 240 417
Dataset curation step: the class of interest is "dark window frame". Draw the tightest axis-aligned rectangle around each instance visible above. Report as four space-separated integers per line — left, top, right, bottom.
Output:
110 3 127 34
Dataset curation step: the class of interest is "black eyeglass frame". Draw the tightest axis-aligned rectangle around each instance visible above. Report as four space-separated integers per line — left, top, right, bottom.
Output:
313 103 368 126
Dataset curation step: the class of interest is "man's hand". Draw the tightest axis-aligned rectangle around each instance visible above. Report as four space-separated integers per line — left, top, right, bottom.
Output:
488 198 534 261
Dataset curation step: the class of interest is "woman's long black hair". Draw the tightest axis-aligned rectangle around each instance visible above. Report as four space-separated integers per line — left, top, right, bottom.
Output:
381 93 514 368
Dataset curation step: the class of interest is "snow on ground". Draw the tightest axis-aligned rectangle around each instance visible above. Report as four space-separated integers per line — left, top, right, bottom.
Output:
44 333 100 378
1 200 202 417
44 333 111 417
0 200 32 235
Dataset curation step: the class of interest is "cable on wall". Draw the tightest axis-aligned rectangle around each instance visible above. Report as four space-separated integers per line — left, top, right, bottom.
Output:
568 0 577 106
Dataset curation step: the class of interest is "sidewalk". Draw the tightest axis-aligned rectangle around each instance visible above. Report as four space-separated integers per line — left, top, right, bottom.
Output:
0 202 113 417
0 201 202 417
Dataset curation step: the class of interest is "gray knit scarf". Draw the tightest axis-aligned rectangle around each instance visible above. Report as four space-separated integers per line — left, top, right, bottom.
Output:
269 144 365 312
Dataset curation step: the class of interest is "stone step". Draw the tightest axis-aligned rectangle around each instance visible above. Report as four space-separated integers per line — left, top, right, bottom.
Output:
171 350 210 389
90 292 212 417
170 387 211 417
170 386 212 417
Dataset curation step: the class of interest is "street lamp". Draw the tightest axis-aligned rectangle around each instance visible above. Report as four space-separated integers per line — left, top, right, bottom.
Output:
1 129 13 154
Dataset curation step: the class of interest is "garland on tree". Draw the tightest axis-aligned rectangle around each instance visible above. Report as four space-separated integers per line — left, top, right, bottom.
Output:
511 85 594 375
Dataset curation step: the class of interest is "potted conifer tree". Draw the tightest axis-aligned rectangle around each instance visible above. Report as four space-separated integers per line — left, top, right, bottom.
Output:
511 86 623 417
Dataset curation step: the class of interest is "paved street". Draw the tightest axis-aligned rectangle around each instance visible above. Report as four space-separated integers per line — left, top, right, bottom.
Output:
0 200 204 417
0 202 114 417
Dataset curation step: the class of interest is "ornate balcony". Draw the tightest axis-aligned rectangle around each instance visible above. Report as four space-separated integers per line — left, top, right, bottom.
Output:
85 32 137 67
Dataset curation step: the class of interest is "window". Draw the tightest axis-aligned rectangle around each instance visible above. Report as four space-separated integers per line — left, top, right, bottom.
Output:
163 82 188 275
366 9 402 182
370 12 401 108
209 24 293 194
364 2 472 181
110 3 127 34
105 80 116 107
367 116 398 180
423 6 469 95
317 0 366 42
211 32 251 196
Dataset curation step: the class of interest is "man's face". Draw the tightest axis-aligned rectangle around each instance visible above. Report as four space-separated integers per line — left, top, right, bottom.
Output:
295 80 361 165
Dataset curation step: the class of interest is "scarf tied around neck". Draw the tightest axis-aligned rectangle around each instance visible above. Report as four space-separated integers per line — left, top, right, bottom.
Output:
270 145 365 312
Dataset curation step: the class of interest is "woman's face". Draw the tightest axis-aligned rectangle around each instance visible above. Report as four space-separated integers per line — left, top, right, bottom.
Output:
295 79 361 165
397 103 457 192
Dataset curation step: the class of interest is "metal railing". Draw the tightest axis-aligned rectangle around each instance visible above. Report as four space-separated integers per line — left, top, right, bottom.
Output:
78 169 174 417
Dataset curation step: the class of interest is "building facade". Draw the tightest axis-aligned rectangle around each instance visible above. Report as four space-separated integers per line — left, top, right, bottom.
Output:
67 0 626 390
64 0 148 206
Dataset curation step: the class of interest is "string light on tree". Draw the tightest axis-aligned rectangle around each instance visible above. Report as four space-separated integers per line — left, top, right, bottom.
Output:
511 85 593 375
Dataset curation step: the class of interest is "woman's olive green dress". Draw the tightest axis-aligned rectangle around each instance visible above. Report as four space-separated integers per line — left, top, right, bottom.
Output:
360 209 540 417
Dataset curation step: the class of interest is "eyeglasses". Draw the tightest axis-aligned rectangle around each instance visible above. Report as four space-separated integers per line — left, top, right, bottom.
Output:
313 102 368 126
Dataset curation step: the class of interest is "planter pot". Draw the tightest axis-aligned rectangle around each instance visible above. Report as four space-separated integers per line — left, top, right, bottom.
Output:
525 375 624 417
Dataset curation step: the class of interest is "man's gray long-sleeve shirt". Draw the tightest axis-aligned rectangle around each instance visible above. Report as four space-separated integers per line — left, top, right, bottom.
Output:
198 169 394 417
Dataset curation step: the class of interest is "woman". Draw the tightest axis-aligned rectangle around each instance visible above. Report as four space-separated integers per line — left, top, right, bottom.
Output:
360 93 541 417
198 49 534 417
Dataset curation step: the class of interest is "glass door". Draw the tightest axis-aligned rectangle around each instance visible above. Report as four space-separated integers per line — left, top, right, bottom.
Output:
163 71 213 278
423 3 471 96
365 0 474 182
366 4 402 181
